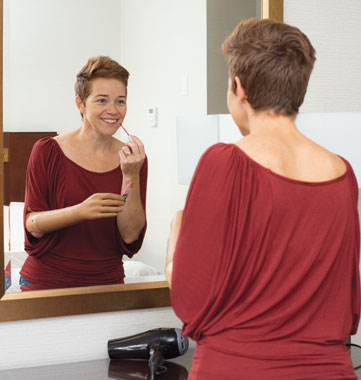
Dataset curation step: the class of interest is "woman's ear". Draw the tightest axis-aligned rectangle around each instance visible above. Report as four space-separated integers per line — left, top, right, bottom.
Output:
234 76 247 103
75 96 85 114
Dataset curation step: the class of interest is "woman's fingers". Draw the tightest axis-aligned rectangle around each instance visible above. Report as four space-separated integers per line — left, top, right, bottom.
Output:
100 207 123 215
122 135 145 157
98 193 124 202
80 193 126 219
134 135 145 156
97 194 125 212
119 136 145 175
121 145 133 156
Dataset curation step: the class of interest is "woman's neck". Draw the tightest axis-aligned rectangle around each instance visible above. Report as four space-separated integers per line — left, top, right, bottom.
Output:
247 110 298 137
72 127 117 154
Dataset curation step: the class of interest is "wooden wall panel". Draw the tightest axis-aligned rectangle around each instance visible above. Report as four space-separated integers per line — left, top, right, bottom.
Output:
3 132 57 205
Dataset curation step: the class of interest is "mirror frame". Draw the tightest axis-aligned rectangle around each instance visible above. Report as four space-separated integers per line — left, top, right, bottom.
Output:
0 0 283 322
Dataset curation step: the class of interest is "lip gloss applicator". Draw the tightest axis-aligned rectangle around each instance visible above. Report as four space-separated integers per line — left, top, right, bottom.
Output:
120 124 133 142
122 181 134 200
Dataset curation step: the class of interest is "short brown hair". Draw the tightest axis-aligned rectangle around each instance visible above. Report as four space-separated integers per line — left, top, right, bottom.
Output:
75 56 129 103
222 18 316 116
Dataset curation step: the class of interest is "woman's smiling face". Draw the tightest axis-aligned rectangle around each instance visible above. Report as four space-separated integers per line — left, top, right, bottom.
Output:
77 77 127 136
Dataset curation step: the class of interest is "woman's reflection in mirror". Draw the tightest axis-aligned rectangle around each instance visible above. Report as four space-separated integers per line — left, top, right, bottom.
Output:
20 56 147 291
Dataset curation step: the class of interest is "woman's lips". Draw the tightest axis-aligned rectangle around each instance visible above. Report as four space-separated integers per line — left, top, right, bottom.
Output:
101 118 119 125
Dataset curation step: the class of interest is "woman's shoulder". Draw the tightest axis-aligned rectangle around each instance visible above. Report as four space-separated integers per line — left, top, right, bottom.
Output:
297 140 348 181
202 142 241 158
235 134 349 183
196 143 248 175
53 131 75 149
32 136 59 156
200 142 252 167
27 137 62 175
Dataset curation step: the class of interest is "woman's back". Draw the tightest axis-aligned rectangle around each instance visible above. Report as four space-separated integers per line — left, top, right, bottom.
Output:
237 122 347 184
168 17 360 380
171 143 360 380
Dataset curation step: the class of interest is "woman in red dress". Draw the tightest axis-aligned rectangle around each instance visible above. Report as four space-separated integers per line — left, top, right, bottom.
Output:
21 56 147 290
166 18 360 379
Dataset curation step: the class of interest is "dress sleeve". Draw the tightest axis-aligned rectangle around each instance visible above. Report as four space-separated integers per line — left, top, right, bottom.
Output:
171 143 252 340
24 139 54 212
348 163 361 335
23 138 61 256
119 156 148 258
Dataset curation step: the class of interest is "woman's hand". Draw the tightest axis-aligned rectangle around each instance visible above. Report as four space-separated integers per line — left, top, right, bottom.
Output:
76 193 126 220
165 210 183 287
119 135 145 177
25 192 125 238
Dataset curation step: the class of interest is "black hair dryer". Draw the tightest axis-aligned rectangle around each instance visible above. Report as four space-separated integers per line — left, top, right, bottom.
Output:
108 328 189 380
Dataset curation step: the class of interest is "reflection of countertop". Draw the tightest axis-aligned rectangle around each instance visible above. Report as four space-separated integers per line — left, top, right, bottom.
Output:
0 346 195 380
1 344 361 379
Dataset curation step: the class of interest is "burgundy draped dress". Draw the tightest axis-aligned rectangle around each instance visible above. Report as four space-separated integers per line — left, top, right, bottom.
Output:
171 143 360 380
20 138 147 290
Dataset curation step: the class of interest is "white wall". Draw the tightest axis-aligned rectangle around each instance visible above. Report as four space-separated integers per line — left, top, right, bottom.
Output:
0 307 183 370
118 0 207 271
3 0 123 134
1 0 361 371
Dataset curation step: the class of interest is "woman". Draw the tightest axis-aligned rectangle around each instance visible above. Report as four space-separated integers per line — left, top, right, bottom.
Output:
166 19 360 379
20 56 147 291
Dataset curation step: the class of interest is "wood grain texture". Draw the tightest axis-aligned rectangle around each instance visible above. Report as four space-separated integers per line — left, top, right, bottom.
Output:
269 0 283 21
3 132 57 205
0 281 171 322
0 0 4 298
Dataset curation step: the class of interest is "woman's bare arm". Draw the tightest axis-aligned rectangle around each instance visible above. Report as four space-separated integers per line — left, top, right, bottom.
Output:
116 135 146 244
165 210 183 288
26 193 125 238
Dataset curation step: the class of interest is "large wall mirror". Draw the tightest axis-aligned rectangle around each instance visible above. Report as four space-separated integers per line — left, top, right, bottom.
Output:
0 0 283 321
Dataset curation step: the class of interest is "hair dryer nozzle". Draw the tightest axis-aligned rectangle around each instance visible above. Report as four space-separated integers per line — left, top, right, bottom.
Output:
107 327 189 360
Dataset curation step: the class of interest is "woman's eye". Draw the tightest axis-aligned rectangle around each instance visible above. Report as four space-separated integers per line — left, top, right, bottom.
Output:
97 98 106 103
117 99 126 105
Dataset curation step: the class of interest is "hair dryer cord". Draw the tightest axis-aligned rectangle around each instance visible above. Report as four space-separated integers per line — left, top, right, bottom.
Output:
149 347 167 379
